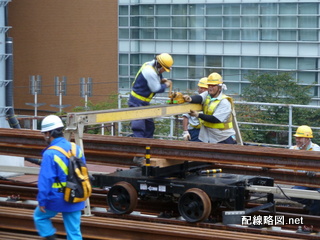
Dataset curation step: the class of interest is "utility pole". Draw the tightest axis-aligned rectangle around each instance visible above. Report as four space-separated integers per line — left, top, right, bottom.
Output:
50 76 70 114
80 77 92 110
26 75 46 130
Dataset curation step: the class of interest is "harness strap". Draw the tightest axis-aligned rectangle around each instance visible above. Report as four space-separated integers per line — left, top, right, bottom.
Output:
48 142 80 189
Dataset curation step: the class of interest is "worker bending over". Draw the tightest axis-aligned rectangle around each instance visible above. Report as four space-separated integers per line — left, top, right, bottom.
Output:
183 72 236 144
128 53 173 138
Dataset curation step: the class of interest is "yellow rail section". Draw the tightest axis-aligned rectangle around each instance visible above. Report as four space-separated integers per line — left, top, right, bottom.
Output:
66 103 202 131
96 103 202 123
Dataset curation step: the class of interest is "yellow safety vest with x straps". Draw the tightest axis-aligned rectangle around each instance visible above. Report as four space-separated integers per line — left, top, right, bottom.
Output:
48 142 82 189
203 94 234 130
130 63 156 102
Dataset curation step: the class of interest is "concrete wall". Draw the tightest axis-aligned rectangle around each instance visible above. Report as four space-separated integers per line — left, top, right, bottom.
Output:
7 0 118 114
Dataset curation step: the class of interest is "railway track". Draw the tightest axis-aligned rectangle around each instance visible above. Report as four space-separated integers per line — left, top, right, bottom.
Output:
1 203 319 240
0 128 319 186
0 128 319 239
1 180 320 238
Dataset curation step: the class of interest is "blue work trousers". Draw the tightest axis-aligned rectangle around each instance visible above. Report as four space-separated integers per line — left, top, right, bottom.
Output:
188 128 201 142
34 206 82 240
219 136 237 144
131 118 155 138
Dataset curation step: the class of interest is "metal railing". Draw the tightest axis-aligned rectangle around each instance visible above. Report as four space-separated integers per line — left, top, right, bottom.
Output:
117 94 320 148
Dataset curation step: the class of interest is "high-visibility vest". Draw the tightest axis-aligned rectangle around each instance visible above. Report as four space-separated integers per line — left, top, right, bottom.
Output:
130 63 156 102
202 94 234 130
49 143 82 189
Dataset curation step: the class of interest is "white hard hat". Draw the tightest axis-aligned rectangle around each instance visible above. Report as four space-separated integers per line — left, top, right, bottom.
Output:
41 115 64 133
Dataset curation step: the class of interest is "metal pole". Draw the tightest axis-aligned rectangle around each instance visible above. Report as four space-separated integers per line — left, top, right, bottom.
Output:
33 90 37 130
288 105 292 147
118 95 122 136
59 81 62 113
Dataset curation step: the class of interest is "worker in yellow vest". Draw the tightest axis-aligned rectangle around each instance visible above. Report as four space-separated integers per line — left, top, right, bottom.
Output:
128 53 173 138
289 125 320 217
183 72 236 144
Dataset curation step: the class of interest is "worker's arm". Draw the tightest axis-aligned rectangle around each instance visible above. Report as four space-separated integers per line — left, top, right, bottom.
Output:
182 115 189 131
183 95 202 103
143 68 167 93
190 99 231 123
182 115 191 141
198 113 221 123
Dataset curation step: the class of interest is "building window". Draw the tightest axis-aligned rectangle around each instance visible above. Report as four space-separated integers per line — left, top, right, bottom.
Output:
156 17 170 27
172 16 187 27
242 57 258 68
224 56 239 68
224 29 240 40
172 29 187 39
279 58 296 69
206 29 222 40
141 5 154 15
299 3 318 14
260 57 277 69
279 30 296 41
119 1 320 101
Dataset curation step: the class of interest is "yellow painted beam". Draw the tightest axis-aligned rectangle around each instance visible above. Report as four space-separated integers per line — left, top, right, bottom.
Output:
95 103 202 124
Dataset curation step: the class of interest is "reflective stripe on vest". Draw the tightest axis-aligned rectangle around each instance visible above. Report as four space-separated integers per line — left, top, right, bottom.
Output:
130 90 154 102
190 118 203 129
130 63 156 102
48 143 82 188
203 94 234 130
190 124 201 129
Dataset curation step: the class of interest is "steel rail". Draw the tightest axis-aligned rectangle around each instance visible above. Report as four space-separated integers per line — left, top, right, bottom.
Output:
1 128 320 169
0 205 317 240
0 128 319 186
0 181 318 228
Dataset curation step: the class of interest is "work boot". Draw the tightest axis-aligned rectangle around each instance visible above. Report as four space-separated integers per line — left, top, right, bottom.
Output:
133 156 144 166
45 234 56 240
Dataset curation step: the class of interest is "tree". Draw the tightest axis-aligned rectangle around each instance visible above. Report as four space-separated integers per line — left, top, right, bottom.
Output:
238 72 320 146
241 72 312 104
72 93 122 135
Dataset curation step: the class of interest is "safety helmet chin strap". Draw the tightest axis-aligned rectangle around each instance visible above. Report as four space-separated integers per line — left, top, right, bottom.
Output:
153 59 162 74
298 138 310 150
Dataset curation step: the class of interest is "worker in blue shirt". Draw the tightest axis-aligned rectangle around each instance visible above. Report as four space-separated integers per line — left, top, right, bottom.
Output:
128 53 173 138
33 115 85 240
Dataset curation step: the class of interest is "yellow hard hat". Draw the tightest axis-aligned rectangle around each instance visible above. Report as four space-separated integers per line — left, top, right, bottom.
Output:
207 72 223 85
198 77 208 88
294 125 313 138
156 53 174 72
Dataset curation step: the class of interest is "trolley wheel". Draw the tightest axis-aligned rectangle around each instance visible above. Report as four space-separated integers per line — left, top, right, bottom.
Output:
107 181 138 214
178 188 211 223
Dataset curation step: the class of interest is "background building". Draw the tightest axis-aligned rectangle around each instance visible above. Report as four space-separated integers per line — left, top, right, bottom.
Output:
118 0 320 104
7 0 118 115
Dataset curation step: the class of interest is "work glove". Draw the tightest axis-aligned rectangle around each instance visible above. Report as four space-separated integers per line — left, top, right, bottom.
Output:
161 78 168 84
183 95 192 102
306 171 316 178
189 109 199 118
164 80 172 88
183 131 191 141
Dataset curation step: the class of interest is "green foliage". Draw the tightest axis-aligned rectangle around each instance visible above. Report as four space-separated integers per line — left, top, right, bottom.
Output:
241 72 313 104
238 71 318 146
71 93 122 135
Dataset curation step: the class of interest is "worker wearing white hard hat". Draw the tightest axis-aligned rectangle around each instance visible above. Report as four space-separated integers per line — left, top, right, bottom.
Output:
34 115 86 239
